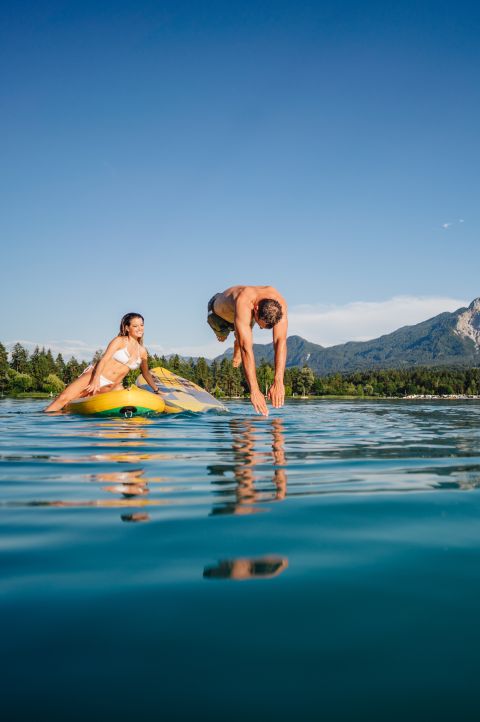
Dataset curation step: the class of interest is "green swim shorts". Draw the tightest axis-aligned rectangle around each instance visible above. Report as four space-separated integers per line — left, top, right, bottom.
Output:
207 295 235 338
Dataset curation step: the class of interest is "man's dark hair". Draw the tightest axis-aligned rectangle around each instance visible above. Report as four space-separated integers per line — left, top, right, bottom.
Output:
257 299 283 329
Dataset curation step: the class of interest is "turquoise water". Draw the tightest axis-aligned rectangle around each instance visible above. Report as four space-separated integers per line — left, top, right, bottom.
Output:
2 398 480 721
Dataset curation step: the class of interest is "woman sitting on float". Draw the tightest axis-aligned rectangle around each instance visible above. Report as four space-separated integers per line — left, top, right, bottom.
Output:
44 312 160 412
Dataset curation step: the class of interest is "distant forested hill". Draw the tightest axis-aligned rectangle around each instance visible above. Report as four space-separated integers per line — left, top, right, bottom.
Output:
213 298 480 375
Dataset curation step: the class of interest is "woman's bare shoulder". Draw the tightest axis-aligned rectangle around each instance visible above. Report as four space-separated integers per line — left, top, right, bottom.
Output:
105 336 123 350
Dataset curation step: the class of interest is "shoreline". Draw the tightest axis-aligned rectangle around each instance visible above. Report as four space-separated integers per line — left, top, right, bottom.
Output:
4 393 480 402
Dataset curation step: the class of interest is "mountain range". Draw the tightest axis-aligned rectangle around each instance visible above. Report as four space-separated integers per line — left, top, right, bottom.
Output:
212 297 480 375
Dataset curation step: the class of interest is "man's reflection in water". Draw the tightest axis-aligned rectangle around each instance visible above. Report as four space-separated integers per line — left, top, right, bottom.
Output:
208 417 287 514
121 512 151 523
203 556 288 581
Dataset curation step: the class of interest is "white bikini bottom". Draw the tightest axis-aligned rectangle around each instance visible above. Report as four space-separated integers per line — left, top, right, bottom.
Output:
81 364 114 388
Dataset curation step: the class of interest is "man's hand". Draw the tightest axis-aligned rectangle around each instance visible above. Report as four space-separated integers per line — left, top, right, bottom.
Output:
250 388 269 417
268 381 285 408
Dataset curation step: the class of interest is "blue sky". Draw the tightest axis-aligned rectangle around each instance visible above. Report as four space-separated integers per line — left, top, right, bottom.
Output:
1 0 479 359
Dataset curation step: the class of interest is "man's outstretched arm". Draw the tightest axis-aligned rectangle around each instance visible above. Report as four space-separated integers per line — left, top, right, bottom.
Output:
235 306 269 416
269 311 288 408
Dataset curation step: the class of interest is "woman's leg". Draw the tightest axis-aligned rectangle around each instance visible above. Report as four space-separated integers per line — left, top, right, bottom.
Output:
44 369 93 412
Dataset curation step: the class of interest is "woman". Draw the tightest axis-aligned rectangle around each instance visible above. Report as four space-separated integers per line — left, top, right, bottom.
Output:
44 313 160 412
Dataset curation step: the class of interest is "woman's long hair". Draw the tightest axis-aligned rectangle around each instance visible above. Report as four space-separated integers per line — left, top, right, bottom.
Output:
119 313 145 345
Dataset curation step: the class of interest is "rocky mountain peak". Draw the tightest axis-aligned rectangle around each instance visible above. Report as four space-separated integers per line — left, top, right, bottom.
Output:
455 297 480 347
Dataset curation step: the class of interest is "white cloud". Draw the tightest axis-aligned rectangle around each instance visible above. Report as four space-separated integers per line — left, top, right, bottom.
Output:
147 341 231 359
5 338 232 361
6 296 469 358
288 295 468 347
5 339 101 361
442 219 465 229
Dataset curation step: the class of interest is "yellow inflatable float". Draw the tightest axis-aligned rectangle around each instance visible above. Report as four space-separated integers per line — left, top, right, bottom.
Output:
67 367 226 416
66 387 166 417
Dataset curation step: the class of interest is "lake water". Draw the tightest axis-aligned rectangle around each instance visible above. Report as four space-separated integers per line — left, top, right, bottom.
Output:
1 398 480 721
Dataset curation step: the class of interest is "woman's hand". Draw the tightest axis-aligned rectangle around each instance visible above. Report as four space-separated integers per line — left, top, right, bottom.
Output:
85 379 100 396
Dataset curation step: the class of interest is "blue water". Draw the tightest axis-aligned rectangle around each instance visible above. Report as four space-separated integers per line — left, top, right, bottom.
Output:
2 398 480 721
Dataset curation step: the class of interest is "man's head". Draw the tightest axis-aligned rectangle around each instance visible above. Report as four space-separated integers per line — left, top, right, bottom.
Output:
254 299 283 329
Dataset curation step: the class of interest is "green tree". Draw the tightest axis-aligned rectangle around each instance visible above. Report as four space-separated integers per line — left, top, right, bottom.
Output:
0 343 9 395
55 353 66 380
218 358 235 396
45 349 56 374
30 347 51 389
195 357 212 390
178 358 195 381
64 357 83 384
210 360 220 390
123 368 141 388
91 348 104 364
11 343 30 373
43 374 65 394
257 360 274 395
8 370 35 392
231 366 245 396
212 384 226 398
297 366 315 396
170 354 181 372
0 343 8 374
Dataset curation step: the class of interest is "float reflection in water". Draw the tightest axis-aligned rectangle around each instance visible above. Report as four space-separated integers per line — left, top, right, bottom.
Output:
8 417 175 520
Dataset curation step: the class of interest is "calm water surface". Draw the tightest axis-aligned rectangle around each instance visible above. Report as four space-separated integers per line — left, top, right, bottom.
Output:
2 398 480 721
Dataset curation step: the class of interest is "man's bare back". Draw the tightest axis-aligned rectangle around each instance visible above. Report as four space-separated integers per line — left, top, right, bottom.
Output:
207 285 288 416
212 286 283 322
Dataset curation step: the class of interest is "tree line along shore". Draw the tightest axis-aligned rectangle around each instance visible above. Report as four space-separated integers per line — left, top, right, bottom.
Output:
2 342 480 399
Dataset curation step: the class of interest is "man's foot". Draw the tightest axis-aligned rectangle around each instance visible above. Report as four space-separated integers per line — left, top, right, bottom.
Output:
232 352 242 368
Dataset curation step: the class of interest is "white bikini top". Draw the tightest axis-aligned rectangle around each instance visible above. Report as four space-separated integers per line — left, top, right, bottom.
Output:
112 343 142 370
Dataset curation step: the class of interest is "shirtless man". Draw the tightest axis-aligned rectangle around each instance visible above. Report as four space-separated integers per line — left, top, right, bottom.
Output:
207 285 288 416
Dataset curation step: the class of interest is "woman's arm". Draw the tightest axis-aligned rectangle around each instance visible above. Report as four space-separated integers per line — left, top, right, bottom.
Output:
139 356 161 394
84 338 122 394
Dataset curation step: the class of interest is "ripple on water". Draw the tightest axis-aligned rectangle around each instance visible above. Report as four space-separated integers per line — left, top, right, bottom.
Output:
1 399 480 516
3 398 480 720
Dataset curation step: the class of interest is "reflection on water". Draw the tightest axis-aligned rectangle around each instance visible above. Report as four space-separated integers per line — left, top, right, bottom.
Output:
121 512 151 523
3 399 480 719
203 556 288 581
2 399 480 516
209 418 287 515
99 468 150 497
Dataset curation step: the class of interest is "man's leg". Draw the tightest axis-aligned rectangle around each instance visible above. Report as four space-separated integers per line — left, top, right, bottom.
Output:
208 295 231 343
232 335 242 367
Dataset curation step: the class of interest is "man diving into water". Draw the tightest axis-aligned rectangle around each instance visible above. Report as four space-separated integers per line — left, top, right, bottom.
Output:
207 285 288 416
